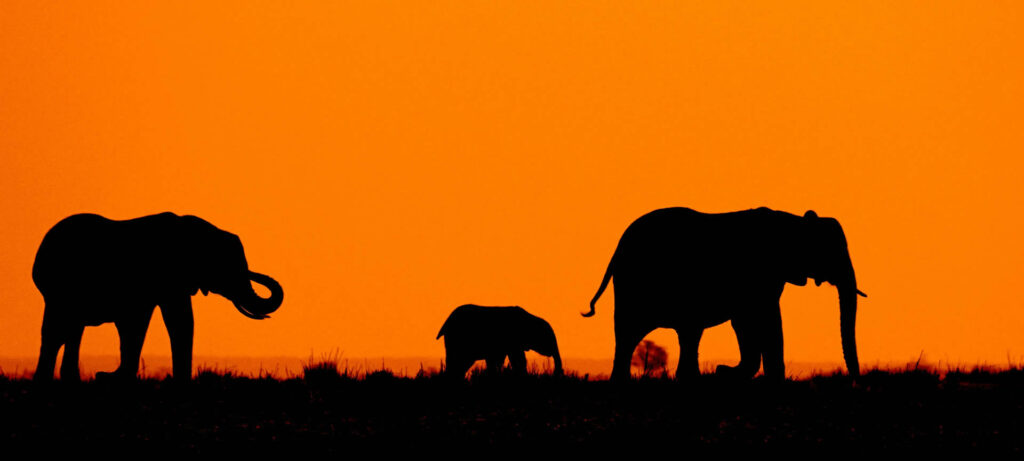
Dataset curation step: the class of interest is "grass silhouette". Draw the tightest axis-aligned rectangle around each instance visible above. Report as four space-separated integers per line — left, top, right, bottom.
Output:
3 366 1024 454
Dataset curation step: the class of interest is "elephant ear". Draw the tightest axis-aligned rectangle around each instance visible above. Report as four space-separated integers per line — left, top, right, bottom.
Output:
782 210 820 286
179 215 227 297
803 212 854 287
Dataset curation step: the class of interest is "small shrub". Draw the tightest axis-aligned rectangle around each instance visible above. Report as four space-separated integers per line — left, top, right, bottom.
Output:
632 340 669 378
365 369 397 382
303 351 347 383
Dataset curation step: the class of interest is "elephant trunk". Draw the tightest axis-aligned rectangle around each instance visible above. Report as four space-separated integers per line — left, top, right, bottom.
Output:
537 322 564 376
231 271 284 320
838 287 859 376
552 347 564 376
837 265 862 377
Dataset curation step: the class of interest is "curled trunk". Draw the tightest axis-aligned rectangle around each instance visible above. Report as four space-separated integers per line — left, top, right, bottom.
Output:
231 271 284 319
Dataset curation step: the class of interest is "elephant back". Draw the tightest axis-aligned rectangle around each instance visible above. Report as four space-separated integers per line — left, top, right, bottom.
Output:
437 304 530 340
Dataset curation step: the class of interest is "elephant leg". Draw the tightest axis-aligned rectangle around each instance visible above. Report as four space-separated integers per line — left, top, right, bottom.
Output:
445 354 474 379
58 324 85 382
485 354 506 374
717 317 762 379
508 350 527 374
113 307 155 379
34 306 64 382
160 298 194 381
761 302 785 380
612 326 649 381
676 328 703 379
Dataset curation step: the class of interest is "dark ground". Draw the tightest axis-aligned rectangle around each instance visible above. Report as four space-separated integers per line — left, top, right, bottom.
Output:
3 368 1023 454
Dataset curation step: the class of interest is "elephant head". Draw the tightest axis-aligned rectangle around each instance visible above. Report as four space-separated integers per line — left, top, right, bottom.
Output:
792 210 866 377
525 316 564 376
183 215 284 319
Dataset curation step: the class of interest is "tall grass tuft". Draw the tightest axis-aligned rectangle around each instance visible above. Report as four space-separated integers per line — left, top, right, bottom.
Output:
303 350 349 383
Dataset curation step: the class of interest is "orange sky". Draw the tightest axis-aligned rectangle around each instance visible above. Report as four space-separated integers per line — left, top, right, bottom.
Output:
2 2 1022 374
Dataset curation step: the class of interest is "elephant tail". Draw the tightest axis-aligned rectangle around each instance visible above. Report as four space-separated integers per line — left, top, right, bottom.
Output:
584 251 616 318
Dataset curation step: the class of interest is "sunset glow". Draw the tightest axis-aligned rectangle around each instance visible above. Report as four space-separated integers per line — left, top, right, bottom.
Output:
2 2 1022 376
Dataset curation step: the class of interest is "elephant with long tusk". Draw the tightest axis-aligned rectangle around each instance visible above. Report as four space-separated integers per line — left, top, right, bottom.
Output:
586 207 865 381
32 212 284 382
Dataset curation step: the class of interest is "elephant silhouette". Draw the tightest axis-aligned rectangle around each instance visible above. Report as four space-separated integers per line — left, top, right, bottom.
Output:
32 212 284 382
437 304 563 378
585 207 865 381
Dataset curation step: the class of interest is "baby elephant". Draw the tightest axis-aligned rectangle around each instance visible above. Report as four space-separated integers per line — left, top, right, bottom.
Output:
437 304 563 378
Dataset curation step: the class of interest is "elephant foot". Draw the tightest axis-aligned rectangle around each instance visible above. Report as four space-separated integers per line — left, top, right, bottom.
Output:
609 374 634 384
53 370 82 384
674 366 701 381
674 373 699 383
94 371 116 383
95 370 135 384
715 364 755 380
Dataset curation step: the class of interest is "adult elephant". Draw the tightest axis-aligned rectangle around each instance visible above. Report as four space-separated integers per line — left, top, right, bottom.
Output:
585 207 865 381
32 212 284 382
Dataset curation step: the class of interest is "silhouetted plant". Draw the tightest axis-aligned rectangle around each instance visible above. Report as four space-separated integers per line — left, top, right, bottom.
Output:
303 351 346 383
632 340 668 377
192 366 242 387
414 363 441 380
7 366 1024 451
365 369 398 383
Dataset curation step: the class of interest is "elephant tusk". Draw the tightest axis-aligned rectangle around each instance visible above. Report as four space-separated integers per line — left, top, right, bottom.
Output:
233 301 269 319
857 289 867 298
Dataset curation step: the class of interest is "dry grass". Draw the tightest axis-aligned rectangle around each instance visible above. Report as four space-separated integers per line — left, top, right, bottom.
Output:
3 366 1024 453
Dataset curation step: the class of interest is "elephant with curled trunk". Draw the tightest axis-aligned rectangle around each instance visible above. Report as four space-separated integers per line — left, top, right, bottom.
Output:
32 212 284 382
585 207 865 381
437 304 564 378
